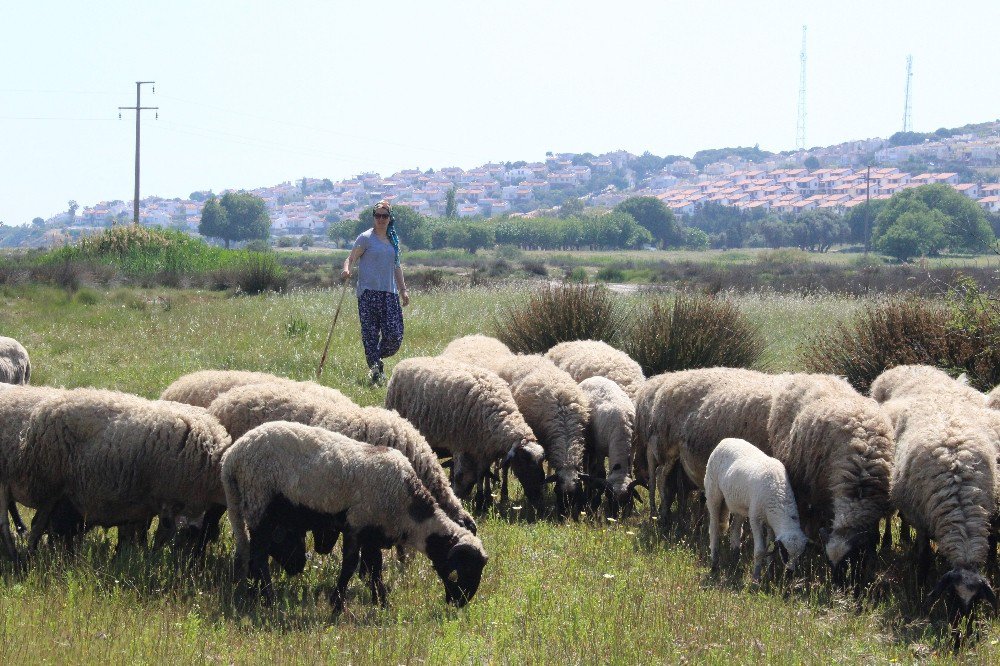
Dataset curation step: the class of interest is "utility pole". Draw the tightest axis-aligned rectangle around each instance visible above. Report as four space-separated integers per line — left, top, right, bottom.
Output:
796 26 807 151
864 164 872 255
118 81 158 225
902 56 913 132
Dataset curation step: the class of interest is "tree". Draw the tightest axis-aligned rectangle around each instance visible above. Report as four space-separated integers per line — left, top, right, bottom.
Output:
843 200 887 246
299 233 314 249
198 192 270 248
760 217 793 248
67 200 78 225
189 191 213 202
614 196 681 247
445 187 457 218
795 209 848 252
31 217 44 229
803 155 820 170
875 209 947 262
873 184 994 254
558 197 585 218
681 227 709 250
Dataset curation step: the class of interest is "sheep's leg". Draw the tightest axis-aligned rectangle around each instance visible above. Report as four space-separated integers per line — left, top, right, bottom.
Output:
899 517 911 544
360 544 387 607
705 484 725 571
915 531 932 587
750 517 767 583
8 503 26 537
729 515 744 555
647 464 659 523
880 513 894 554
26 500 58 554
655 464 675 531
246 530 273 605
0 492 19 562
330 533 361 614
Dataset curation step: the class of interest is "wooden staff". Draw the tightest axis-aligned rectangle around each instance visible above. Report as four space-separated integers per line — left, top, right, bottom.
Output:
316 277 351 379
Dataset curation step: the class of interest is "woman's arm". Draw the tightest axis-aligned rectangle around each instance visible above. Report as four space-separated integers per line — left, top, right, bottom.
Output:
341 246 364 280
394 264 409 306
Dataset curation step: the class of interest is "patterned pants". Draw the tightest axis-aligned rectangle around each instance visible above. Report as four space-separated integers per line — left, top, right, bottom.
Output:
357 289 404 369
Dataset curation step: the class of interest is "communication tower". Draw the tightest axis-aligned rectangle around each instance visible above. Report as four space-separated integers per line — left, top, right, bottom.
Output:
796 26 807 150
903 55 914 132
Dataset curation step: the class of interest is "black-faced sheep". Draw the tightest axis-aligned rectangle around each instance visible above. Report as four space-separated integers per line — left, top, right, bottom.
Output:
0 337 30 385
545 340 645 399
705 438 809 582
385 357 546 513
766 373 893 587
222 421 488 611
578 376 638 516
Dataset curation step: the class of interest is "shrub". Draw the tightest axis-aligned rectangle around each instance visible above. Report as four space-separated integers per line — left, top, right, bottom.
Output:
624 292 765 376
521 259 547 276
489 258 512 278
407 268 446 291
565 267 588 283
492 284 630 353
800 296 1000 392
595 266 626 283
230 252 287 295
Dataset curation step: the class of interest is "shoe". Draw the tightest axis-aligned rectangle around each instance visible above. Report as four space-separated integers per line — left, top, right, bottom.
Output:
368 361 385 386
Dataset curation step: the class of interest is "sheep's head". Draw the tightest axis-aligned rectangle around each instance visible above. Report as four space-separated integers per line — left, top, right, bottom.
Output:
502 440 546 512
439 538 488 607
775 531 809 573
927 569 999 617
455 509 478 536
450 453 481 500
822 526 877 588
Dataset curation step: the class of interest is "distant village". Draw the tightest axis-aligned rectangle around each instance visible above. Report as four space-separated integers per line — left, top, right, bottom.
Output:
29 123 1000 246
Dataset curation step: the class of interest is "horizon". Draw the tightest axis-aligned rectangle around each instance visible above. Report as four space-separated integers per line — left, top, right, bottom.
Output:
4 1 1000 226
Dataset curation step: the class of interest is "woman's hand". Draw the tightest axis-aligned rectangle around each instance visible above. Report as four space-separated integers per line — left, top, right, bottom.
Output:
340 268 351 281
400 289 410 306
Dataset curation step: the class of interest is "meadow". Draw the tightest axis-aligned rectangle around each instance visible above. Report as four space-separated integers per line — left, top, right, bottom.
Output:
1 283 998 664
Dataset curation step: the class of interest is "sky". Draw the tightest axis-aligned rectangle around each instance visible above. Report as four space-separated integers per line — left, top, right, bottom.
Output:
2 1 999 225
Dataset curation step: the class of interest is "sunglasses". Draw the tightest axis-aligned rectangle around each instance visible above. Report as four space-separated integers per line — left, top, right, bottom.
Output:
374 213 390 220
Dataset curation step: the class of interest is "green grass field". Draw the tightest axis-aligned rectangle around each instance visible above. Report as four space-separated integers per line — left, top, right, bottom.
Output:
1 284 997 663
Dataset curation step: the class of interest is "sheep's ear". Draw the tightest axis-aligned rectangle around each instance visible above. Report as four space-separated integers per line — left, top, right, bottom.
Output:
447 570 459 582
925 571 960 610
440 458 454 469
776 540 790 565
544 474 559 485
980 580 999 612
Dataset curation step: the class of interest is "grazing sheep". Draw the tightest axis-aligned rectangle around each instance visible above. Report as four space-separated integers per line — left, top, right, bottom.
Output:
494 355 590 517
441 335 515 374
767 374 893 586
871 365 987 407
882 395 999 643
208 381 475 534
0 385 63 557
12 388 231 555
160 369 297 408
705 438 809 582
385 357 545 513
578 376 638 515
633 368 789 529
0 337 30 385
545 340 645 399
222 421 488 611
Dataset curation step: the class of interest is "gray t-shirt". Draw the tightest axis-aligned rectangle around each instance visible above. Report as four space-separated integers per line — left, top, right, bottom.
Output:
353 228 398 296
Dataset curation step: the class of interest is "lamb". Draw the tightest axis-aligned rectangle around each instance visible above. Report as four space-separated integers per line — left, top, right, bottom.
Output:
222 421 488 611
704 438 809 582
208 381 476 534
385 357 546 513
160 369 350 408
0 337 31 385
882 395 999 642
871 364 987 407
766 373 893 587
493 355 590 517
10 388 232 555
578 376 638 515
633 368 790 528
545 340 645 399
0 385 63 557
440 334 515 374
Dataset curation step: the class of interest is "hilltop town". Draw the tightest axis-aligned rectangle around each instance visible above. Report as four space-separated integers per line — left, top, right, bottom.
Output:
6 120 1000 248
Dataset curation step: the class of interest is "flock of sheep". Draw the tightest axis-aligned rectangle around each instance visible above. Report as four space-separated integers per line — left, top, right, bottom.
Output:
3 330 1000 649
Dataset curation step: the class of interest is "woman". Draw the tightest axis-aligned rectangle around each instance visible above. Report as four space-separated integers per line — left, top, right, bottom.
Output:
341 200 409 384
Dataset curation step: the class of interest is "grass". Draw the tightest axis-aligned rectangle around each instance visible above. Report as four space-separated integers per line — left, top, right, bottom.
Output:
1 283 997 662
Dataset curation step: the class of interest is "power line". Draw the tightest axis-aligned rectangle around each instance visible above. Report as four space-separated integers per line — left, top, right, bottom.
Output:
153 120 366 162
0 116 116 121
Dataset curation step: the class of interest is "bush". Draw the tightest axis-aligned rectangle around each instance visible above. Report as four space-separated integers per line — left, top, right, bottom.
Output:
624 292 764 376
801 295 1000 392
229 252 287 295
564 267 588 283
595 266 626 282
492 284 629 353
521 259 548 276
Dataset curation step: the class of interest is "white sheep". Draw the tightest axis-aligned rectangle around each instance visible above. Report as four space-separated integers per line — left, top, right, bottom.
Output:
441 334 515 374
159 369 339 408
545 340 645 399
767 373 893 586
222 421 488 611
12 388 232 555
385 357 546 513
882 394 999 639
208 381 476 534
704 438 809 582
870 364 987 407
0 337 31 385
578 376 638 514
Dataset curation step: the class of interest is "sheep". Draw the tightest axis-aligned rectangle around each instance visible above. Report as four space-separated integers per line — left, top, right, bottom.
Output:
493 354 590 517
633 368 790 529
160 369 307 408
0 337 30 385
11 388 232 556
207 381 476 534
385 357 546 513
704 438 809 582
766 373 893 588
222 421 488 611
545 340 645 399
578 376 638 515
0 385 63 557
871 364 987 407
882 395 999 645
440 334 515 374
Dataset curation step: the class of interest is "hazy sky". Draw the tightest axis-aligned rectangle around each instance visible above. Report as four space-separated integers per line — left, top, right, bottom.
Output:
3 1 999 225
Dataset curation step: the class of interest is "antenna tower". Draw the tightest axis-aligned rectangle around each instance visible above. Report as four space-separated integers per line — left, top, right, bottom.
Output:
902 55 913 132
796 26 807 150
